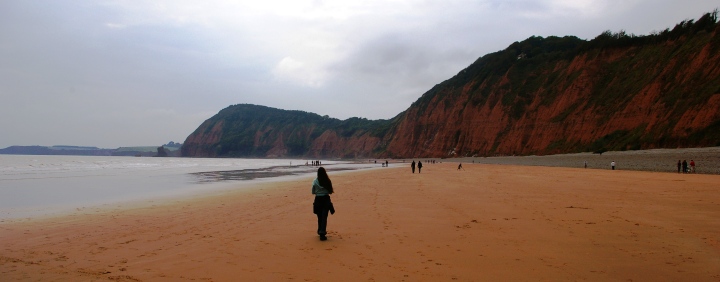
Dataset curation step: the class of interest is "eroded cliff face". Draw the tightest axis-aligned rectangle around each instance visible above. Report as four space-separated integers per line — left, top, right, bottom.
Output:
183 19 720 159
248 126 382 158
181 120 224 157
182 123 381 158
308 131 382 158
382 33 720 157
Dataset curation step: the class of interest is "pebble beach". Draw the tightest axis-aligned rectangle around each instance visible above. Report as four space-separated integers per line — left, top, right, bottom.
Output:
448 147 720 174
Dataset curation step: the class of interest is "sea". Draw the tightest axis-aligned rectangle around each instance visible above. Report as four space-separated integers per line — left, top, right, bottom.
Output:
0 155 378 219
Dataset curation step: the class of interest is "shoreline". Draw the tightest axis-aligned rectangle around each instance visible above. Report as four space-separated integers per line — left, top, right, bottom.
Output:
3 145 717 221
0 161 381 221
2 164 719 281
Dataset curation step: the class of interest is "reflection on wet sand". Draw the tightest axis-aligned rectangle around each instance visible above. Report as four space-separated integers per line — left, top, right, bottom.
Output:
189 165 362 183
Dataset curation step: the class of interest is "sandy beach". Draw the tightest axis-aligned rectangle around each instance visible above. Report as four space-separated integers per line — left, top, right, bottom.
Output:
2 162 720 281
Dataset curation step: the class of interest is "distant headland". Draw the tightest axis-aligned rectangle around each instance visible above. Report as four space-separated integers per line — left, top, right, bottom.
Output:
0 142 182 157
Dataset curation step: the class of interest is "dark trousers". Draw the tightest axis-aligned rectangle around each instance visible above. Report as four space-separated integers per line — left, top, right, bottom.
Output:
316 209 328 235
313 195 332 235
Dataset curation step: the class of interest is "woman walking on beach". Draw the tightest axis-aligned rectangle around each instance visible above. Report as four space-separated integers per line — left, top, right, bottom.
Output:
312 167 335 241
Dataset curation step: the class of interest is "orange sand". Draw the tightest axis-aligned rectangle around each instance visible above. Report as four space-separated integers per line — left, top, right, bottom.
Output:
1 164 719 281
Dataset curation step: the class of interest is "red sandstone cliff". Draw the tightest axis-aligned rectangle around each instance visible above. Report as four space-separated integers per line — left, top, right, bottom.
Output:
380 26 720 157
183 14 720 158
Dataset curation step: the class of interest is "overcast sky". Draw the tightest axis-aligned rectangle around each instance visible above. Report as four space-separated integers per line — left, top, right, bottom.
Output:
1 0 716 148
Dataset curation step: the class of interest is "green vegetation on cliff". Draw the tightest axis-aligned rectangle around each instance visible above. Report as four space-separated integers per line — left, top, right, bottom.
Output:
184 104 392 157
184 11 720 158
402 10 720 156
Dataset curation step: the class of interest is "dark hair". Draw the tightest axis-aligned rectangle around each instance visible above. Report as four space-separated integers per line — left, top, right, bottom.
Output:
317 167 333 194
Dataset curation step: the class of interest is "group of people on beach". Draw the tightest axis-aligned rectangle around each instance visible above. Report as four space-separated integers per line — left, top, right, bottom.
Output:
410 160 423 173
582 160 618 169
307 160 322 166
677 160 696 173
584 159 700 173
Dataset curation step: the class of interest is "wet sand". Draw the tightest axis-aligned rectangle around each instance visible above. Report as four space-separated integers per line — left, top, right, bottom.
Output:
1 163 719 281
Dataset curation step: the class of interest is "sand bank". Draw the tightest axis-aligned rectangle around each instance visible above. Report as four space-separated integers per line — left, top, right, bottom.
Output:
2 163 719 281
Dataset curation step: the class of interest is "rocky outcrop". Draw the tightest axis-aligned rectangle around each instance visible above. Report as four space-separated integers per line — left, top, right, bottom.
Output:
181 104 387 158
182 13 720 158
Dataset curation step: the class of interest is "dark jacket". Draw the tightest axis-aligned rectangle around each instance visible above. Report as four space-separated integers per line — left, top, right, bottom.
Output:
313 195 335 215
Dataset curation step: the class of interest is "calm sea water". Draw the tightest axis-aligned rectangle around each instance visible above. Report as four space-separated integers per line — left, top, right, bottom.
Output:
0 155 372 219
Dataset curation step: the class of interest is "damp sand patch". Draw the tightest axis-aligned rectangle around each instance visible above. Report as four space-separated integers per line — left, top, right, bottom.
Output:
189 164 371 183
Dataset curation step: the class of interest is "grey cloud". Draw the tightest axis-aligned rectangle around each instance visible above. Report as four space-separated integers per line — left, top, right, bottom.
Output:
0 1 235 147
333 32 474 89
1 0 718 147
